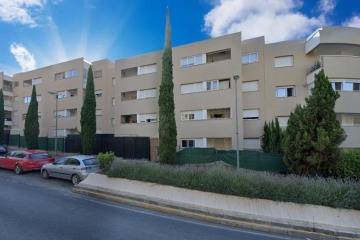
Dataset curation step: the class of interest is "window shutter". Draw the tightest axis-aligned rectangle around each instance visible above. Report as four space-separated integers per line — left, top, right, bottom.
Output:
274 56 294 67
242 81 259 92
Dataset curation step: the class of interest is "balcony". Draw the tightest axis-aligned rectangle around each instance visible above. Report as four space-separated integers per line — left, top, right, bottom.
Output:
306 27 360 54
307 55 360 83
341 126 360 148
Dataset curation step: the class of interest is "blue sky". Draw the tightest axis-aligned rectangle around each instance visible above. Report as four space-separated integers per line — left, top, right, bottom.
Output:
1 0 359 75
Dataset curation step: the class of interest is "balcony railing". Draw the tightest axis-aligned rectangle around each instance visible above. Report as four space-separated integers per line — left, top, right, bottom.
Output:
307 56 323 75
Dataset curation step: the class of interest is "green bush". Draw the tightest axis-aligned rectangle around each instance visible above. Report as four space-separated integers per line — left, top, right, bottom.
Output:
98 151 115 173
107 161 360 210
330 150 360 179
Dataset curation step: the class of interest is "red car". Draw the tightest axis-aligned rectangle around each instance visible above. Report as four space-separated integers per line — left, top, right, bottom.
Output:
0 150 55 174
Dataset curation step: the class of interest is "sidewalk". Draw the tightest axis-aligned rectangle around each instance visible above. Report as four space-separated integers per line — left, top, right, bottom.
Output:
73 173 360 240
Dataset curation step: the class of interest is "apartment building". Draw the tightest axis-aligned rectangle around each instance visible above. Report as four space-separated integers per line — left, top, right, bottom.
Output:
1 26 359 152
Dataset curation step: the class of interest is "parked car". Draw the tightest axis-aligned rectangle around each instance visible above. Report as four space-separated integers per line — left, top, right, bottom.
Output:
41 155 99 185
0 145 7 155
0 150 55 174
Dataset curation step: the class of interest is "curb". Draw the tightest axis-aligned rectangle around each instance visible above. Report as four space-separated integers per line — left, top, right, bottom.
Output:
73 185 358 240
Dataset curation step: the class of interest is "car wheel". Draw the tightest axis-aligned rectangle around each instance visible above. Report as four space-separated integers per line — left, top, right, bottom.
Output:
42 170 50 179
15 164 23 175
71 174 81 185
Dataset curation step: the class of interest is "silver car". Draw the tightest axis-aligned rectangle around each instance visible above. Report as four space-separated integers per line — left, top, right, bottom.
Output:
41 155 99 185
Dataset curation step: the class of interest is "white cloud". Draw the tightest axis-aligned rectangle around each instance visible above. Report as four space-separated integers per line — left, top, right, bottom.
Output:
317 0 336 14
52 0 64 5
10 43 37 72
203 0 329 43
343 16 360 28
0 0 45 27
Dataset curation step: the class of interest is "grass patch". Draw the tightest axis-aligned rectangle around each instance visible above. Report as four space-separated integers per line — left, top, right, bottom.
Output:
107 161 360 210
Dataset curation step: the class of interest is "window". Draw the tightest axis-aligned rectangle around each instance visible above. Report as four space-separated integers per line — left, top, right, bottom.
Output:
65 69 78 78
219 79 230 90
94 70 102 78
181 110 203 121
55 69 78 80
277 117 289 127
138 113 157 123
96 109 102 116
206 49 231 63
243 109 259 120
23 79 32 87
332 82 342 91
32 77 42 85
112 98 115 106
55 72 65 80
242 52 258 64
243 139 261 149
206 80 219 91
331 80 360 92
274 56 294 67
138 64 157 75
23 96 31 104
276 86 295 97
181 113 195 121
242 81 259 92
180 82 203 94
95 90 102 98
137 88 156 99
182 139 195 148
112 77 115 85
111 118 115 125
14 81 19 88
181 54 205 67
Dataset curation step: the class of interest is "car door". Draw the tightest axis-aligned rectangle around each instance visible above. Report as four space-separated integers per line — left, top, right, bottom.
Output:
48 157 68 179
62 158 80 180
6 151 23 169
0 152 13 168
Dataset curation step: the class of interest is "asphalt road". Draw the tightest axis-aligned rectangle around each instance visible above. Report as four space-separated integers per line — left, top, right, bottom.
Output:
0 169 301 240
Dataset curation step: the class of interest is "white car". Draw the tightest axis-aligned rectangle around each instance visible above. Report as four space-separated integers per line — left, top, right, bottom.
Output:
41 155 99 185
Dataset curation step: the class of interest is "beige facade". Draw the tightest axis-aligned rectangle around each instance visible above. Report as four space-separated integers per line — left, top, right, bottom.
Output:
1 26 360 150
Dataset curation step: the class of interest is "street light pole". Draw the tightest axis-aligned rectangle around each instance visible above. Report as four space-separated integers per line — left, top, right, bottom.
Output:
48 91 58 156
233 75 240 170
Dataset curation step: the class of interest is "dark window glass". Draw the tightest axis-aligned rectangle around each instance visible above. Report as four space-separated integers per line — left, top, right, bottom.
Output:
335 82 342 91
354 83 359 91
30 153 51 159
83 158 98 166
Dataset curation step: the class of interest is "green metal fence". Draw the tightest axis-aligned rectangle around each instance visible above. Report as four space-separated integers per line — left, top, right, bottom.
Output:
8 134 64 152
176 148 289 173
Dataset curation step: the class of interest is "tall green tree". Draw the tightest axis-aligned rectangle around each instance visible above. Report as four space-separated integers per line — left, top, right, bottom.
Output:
80 66 96 155
0 89 4 145
158 8 177 164
24 85 39 149
261 118 285 154
284 70 346 176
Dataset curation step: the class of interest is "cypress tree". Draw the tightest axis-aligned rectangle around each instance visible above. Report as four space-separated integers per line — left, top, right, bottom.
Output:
0 89 4 145
284 70 346 176
24 85 39 149
80 66 96 155
261 121 269 152
158 8 177 164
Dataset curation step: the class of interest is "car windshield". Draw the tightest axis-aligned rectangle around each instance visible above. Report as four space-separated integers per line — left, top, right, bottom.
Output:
30 153 51 159
0 146 5 151
83 158 98 166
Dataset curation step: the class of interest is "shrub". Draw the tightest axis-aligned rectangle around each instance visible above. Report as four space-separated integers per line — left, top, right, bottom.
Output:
107 161 360 210
330 150 360 179
98 151 115 173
